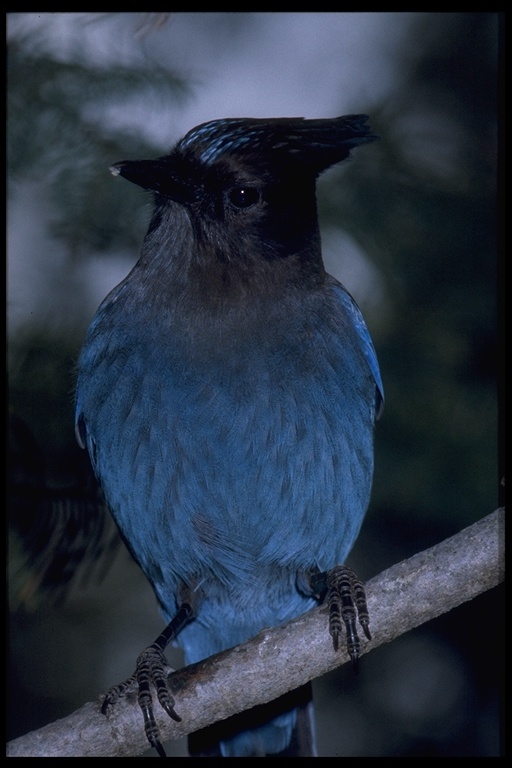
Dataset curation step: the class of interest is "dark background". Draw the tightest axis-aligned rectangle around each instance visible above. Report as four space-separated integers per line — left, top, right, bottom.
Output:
7 12 503 756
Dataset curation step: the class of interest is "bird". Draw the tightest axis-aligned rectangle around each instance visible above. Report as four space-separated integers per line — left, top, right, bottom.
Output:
74 114 383 757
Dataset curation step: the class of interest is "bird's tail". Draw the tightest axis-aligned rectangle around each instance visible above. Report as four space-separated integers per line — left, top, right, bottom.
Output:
188 682 316 757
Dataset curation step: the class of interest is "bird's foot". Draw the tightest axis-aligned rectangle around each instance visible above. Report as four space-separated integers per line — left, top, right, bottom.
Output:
326 564 371 665
101 603 194 757
101 643 180 757
310 564 371 667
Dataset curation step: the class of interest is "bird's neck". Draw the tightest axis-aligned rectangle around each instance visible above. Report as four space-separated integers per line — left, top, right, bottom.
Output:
138 209 327 313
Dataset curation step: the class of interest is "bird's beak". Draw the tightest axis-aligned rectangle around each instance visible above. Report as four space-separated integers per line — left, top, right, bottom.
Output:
109 159 192 203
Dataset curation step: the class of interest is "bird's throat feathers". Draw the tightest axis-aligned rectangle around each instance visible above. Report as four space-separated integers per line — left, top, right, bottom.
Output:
137 197 326 312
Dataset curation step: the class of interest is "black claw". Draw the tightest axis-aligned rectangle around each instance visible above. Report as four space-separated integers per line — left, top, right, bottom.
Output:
154 740 167 758
162 702 182 723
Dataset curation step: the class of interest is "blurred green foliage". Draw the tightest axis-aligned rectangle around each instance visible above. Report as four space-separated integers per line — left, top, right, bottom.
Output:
8 25 188 254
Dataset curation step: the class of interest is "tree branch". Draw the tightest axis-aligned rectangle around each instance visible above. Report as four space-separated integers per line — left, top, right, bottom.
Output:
7 508 504 757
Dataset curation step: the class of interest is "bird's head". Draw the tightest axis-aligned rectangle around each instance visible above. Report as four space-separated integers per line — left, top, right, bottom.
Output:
111 114 376 201
110 115 377 294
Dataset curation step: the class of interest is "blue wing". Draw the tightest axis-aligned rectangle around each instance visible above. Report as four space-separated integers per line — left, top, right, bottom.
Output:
330 279 384 420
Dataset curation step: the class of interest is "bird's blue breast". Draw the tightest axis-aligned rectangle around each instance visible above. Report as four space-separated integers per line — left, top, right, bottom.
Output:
76 276 378 663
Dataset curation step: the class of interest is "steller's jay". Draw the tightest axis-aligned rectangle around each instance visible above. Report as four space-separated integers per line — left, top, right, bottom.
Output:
75 114 383 757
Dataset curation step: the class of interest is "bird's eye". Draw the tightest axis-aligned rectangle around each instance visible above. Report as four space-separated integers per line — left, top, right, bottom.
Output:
228 186 260 209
